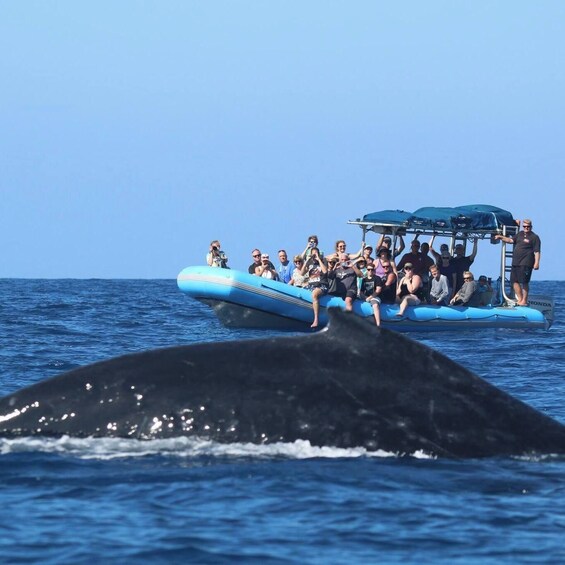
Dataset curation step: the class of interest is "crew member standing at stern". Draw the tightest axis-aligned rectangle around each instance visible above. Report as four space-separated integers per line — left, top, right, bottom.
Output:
494 219 541 306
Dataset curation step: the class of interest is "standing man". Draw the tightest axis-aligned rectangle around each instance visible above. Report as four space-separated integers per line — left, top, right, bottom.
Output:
451 239 478 293
397 239 424 275
495 219 541 306
276 250 294 283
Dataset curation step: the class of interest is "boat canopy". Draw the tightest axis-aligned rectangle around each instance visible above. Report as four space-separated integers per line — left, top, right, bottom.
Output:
353 204 517 236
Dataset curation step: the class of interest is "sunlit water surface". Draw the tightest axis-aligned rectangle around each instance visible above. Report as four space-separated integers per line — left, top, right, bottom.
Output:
0 279 564 563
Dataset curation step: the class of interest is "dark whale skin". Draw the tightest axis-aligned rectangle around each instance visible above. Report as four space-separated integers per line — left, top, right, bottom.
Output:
0 309 563 459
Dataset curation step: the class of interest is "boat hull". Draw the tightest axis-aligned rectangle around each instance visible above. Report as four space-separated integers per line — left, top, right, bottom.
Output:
177 266 550 331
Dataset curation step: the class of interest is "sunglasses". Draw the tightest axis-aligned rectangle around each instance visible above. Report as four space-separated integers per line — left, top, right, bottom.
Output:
253 254 261 258
405 267 413 270
523 225 532 228
464 277 472 281
366 268 374 271
383 266 391 269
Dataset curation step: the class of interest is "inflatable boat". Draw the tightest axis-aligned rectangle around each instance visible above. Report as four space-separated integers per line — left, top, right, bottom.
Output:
177 205 554 331
177 266 552 331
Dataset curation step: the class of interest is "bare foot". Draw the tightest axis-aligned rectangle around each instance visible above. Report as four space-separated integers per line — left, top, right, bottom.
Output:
310 322 319 328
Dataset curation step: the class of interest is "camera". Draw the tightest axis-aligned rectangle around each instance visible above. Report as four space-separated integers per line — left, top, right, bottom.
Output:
212 246 218 251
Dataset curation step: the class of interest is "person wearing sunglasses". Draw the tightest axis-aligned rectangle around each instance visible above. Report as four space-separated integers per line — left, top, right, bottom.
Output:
249 249 274 275
301 235 323 263
395 263 424 317
248 249 263 274
255 254 278 279
289 256 308 288
450 271 480 306
494 219 541 306
360 264 384 326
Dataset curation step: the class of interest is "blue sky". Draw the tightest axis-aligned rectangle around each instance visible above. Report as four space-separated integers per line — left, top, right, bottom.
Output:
1 1 563 279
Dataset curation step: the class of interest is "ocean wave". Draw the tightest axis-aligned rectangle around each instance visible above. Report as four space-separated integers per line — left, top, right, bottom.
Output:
0 435 435 461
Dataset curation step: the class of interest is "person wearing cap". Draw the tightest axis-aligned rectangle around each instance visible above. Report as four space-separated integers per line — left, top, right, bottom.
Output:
362 245 374 265
494 219 541 306
395 262 424 317
451 239 478 293
373 246 395 277
255 253 278 279
377 233 405 258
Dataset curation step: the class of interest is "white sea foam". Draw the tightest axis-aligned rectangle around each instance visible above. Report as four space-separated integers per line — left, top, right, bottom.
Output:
0 436 435 461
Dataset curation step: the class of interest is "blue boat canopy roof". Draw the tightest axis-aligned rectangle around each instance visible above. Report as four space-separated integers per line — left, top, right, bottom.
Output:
359 204 516 232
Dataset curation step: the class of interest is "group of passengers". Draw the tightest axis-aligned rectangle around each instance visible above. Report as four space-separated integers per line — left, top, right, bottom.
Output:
207 235 494 328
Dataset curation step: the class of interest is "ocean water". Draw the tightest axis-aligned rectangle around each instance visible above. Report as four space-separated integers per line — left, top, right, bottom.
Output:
0 278 564 564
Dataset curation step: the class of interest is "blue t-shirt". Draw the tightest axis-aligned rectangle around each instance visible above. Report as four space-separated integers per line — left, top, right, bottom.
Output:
277 262 294 283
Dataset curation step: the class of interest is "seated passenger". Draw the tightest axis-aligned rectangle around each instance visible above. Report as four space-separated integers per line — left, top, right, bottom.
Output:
395 263 423 317
248 249 262 274
429 265 450 306
206 240 229 268
255 254 278 279
289 256 308 287
276 250 294 283
360 263 384 326
379 260 398 305
330 254 364 312
429 237 456 292
477 275 494 306
354 257 367 297
450 271 480 306
301 247 328 328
